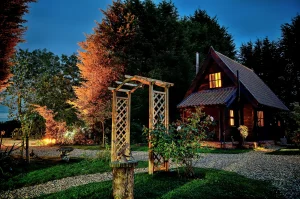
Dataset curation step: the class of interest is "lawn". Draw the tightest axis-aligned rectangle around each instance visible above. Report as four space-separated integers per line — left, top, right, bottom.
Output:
197 147 251 154
36 168 283 199
70 144 149 151
71 144 250 153
1 158 148 191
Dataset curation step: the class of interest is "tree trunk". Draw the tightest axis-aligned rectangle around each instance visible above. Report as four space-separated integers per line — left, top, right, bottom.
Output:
25 135 29 163
101 120 105 147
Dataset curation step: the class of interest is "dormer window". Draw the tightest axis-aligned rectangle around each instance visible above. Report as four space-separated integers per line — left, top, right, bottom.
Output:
209 72 222 88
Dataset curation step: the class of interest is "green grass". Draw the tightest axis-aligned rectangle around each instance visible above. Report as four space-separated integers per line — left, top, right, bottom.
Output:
267 148 300 155
36 168 283 199
197 147 251 154
68 145 104 150
131 144 149 151
1 159 148 191
69 144 251 154
70 144 149 151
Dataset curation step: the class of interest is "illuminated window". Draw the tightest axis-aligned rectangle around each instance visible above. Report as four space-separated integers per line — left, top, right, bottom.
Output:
257 111 264 127
209 72 222 88
229 110 234 126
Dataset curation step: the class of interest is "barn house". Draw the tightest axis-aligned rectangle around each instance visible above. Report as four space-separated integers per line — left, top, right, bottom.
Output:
177 47 289 142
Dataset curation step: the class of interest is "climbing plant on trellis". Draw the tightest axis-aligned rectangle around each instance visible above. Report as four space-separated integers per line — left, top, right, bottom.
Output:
109 75 173 174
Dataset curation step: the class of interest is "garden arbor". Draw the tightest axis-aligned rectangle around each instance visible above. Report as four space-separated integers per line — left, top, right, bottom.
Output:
108 75 174 174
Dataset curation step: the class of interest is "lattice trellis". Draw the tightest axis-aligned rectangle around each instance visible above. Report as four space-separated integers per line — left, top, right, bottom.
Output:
109 75 173 174
115 97 129 160
153 91 165 125
151 90 168 172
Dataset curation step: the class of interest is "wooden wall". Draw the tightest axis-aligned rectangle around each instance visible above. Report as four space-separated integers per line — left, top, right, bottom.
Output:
243 103 254 139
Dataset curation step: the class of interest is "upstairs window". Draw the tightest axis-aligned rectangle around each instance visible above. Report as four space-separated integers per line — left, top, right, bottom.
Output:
229 110 234 126
257 111 264 127
209 72 222 88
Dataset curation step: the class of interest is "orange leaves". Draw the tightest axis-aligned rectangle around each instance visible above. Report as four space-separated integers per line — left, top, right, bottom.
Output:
34 105 66 143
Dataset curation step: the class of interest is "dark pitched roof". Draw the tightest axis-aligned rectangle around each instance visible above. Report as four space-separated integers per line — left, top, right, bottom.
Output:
179 47 289 111
177 87 236 108
214 51 289 111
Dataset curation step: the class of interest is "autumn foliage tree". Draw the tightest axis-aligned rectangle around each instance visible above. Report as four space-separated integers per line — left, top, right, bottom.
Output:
34 105 67 144
0 0 36 90
72 0 135 140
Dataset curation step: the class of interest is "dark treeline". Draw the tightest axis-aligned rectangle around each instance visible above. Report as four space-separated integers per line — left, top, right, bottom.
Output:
239 15 300 108
238 15 300 141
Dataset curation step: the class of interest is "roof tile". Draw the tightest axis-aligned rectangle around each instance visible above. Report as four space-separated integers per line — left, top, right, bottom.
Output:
177 87 236 108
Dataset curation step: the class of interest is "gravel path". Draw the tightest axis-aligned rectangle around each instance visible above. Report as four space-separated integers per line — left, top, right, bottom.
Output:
2 147 300 199
0 168 147 199
195 151 300 199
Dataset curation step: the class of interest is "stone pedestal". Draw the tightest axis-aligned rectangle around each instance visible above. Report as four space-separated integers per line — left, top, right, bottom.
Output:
110 161 138 199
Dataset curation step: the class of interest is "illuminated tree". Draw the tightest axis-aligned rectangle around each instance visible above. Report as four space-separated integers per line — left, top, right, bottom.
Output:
34 105 67 143
72 0 135 142
0 0 36 91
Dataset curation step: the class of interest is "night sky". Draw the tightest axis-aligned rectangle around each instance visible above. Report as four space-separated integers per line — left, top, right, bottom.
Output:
18 0 300 55
1 0 299 121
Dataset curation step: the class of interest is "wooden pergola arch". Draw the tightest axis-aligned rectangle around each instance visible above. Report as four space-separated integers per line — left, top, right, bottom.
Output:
108 75 174 174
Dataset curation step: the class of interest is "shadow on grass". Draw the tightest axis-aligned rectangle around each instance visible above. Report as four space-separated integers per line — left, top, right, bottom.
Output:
197 147 251 154
36 168 283 199
267 148 300 155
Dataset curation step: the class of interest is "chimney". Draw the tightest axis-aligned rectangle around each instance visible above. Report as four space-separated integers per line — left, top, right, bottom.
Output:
196 52 199 74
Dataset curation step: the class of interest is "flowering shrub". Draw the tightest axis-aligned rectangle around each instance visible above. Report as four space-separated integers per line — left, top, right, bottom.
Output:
143 107 214 177
238 125 248 139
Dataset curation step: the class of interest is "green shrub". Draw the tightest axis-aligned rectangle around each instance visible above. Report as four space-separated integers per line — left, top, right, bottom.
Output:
143 107 214 177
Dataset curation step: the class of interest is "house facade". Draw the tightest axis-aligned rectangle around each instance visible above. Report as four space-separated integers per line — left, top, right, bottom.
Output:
177 47 289 142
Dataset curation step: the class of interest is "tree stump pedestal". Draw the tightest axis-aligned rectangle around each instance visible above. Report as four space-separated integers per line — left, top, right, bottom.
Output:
110 161 138 199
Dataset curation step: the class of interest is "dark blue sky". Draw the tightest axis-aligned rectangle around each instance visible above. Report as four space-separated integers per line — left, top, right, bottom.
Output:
18 0 300 56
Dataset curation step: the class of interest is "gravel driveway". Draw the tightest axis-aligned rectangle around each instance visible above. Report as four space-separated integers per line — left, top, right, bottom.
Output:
2 147 300 199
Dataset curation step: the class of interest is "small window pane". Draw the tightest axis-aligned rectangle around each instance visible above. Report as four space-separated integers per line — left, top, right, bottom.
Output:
257 111 264 127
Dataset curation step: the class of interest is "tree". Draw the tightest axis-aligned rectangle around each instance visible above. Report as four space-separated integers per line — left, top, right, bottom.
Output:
0 49 81 139
34 105 67 144
72 0 135 142
239 14 300 107
0 0 36 91
182 9 236 61
239 38 285 100
280 14 300 105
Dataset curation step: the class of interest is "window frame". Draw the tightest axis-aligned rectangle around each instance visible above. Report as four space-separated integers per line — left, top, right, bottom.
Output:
229 109 234 126
209 72 222 88
257 111 264 127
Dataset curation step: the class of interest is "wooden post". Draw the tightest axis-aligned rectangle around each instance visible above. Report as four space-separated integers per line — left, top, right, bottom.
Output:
164 86 169 171
126 92 131 158
148 82 154 174
111 90 117 162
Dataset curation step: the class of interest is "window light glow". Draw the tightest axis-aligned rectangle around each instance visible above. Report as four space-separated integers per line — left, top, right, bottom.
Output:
257 111 264 127
229 109 234 126
209 72 222 88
